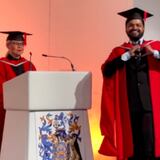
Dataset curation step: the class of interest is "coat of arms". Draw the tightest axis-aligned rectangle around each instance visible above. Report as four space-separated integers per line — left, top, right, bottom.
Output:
38 112 82 160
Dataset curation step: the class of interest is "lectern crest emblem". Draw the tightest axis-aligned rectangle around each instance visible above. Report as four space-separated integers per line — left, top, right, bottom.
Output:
38 112 82 160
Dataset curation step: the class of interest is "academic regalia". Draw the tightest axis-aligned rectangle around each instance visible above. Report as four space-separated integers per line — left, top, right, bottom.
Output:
0 31 36 150
0 54 36 149
99 40 160 159
0 31 32 44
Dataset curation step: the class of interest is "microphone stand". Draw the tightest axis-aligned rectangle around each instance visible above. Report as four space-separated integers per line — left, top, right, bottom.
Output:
42 54 76 71
29 52 32 71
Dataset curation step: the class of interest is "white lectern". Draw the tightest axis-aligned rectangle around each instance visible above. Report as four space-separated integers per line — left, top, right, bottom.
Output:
0 71 93 160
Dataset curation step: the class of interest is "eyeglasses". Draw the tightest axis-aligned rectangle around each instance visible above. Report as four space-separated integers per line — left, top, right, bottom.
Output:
10 41 24 46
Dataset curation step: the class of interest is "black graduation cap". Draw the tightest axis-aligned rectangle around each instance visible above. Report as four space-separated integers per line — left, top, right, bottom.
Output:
0 31 32 45
118 7 153 23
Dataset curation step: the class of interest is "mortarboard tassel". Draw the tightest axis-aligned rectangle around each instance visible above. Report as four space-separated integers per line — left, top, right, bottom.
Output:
144 11 147 21
24 33 27 46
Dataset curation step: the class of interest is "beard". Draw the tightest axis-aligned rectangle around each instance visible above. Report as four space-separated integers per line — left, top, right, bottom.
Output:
127 30 144 42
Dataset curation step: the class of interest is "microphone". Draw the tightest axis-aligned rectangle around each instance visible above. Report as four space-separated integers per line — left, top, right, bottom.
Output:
29 52 32 71
42 54 76 71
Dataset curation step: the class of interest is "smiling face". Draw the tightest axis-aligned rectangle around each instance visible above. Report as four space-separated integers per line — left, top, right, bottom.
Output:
6 40 24 58
126 19 144 42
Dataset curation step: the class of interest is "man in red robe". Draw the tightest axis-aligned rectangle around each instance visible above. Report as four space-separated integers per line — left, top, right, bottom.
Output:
0 31 36 151
99 8 160 160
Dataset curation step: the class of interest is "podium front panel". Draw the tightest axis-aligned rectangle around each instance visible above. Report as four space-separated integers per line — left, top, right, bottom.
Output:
0 110 94 160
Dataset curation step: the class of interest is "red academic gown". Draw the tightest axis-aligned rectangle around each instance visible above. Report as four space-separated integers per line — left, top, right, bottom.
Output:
0 55 36 149
99 40 160 159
